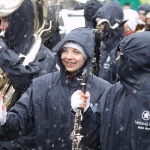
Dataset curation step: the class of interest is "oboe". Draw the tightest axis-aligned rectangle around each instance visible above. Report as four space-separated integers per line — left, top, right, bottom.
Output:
71 69 88 150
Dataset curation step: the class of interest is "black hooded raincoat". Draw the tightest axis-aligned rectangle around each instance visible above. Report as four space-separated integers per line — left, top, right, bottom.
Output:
80 31 150 150
94 2 125 84
0 0 56 149
1 27 110 150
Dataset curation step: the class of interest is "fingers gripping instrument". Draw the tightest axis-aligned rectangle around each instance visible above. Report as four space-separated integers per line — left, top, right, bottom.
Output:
71 69 87 150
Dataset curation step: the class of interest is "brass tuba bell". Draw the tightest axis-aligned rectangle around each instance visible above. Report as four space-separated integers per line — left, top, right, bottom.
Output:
0 0 24 17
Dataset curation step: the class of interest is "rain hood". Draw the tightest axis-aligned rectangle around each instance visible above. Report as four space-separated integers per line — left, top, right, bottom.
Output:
118 31 150 92
5 0 34 55
52 27 95 72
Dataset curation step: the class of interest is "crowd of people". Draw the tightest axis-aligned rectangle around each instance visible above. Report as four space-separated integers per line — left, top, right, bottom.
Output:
0 0 149 150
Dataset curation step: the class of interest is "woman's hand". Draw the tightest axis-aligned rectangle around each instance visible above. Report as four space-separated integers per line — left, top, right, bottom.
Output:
71 90 90 112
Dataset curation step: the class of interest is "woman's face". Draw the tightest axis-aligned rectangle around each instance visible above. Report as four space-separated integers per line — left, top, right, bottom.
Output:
0 17 8 31
61 47 86 76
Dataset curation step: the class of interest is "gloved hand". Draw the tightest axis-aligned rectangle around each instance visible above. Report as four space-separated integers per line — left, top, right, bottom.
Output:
71 90 90 112
0 91 7 125
0 38 7 51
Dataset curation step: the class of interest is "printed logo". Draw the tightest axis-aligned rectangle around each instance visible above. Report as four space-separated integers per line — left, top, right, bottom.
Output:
142 111 150 121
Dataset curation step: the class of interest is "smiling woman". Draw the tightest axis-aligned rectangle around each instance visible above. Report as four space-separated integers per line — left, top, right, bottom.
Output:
0 27 111 150
61 42 86 76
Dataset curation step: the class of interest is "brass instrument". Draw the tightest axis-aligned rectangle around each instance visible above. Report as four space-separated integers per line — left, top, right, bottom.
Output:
0 68 15 105
20 0 61 66
71 69 87 150
0 0 25 105
0 0 24 38
95 19 128 31
0 0 61 106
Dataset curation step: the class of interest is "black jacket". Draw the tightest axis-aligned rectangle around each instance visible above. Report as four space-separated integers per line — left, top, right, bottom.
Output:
81 31 150 150
0 0 56 149
1 27 110 150
95 2 125 84
0 0 56 93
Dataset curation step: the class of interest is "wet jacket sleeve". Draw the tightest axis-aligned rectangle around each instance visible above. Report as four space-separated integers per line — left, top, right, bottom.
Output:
0 86 34 140
0 43 56 92
36 45 56 76
79 85 112 149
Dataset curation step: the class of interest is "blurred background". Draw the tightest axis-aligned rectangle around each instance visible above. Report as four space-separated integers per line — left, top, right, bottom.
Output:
62 0 149 10
45 0 150 50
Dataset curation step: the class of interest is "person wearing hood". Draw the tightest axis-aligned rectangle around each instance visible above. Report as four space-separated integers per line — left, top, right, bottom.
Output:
123 9 138 36
94 2 125 84
73 2 85 10
0 27 110 149
0 0 57 149
0 0 56 110
70 31 150 150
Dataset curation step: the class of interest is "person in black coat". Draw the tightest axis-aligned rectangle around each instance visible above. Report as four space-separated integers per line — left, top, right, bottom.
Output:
84 0 104 76
0 0 57 149
94 2 125 84
0 0 56 110
0 27 110 150
71 31 150 150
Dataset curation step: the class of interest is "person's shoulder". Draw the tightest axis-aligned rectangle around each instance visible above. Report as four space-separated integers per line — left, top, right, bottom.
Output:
90 74 111 88
40 44 56 57
104 81 123 95
33 71 60 86
27 71 60 100
100 82 123 109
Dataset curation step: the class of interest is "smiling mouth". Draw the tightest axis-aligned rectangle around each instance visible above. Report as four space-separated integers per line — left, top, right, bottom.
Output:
65 61 76 67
